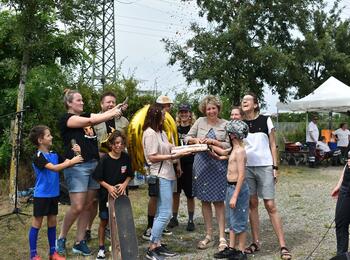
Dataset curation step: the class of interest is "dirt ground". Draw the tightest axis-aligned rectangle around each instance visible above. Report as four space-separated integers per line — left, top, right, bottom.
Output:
0 165 344 260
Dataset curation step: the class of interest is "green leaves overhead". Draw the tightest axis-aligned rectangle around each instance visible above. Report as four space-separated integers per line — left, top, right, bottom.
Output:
166 0 350 105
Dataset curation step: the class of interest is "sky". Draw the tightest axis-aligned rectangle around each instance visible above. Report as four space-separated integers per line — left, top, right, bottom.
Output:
115 0 349 114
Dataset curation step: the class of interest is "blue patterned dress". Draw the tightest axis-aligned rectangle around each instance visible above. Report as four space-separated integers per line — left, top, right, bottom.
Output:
192 128 228 202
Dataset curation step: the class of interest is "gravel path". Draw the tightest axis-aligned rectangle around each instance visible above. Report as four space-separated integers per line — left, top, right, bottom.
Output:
138 165 342 260
0 165 343 259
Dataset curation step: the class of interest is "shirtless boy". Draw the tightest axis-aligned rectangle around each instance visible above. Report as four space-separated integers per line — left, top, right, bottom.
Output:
210 120 249 260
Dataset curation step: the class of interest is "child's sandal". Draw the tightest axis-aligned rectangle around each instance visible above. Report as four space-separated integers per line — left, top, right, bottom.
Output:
244 242 260 254
197 235 214 249
280 247 292 259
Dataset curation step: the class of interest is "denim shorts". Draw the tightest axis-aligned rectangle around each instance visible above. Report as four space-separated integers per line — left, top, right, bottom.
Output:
99 210 109 220
64 160 100 193
226 181 249 233
246 166 275 199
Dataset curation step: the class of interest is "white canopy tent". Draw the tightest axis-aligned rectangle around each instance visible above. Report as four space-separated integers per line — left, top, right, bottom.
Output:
276 76 350 113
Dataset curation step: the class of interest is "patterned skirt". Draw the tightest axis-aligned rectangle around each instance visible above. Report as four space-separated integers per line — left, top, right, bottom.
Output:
192 151 227 202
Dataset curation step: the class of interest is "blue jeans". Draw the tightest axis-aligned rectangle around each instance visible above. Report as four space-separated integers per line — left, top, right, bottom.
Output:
226 182 249 233
150 177 174 243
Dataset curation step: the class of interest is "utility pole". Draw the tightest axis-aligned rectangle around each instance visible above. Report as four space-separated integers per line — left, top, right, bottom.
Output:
81 0 116 89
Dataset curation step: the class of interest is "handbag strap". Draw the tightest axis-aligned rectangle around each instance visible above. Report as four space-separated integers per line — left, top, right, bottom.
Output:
157 161 163 176
156 130 166 176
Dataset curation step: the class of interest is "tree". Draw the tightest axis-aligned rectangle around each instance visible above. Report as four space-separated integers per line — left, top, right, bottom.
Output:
164 0 350 105
289 1 350 98
0 0 94 195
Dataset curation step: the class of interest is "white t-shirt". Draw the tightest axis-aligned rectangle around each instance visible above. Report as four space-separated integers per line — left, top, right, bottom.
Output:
334 128 350 147
316 141 330 153
306 121 319 143
244 115 274 166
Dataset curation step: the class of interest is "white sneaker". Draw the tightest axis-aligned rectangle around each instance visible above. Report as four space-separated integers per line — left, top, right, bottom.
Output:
142 228 152 240
96 249 106 260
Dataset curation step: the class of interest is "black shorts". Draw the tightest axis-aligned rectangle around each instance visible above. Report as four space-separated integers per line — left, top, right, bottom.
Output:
176 163 194 198
98 189 128 220
33 197 59 217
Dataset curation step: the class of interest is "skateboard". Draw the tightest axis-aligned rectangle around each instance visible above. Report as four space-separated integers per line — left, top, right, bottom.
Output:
108 194 138 260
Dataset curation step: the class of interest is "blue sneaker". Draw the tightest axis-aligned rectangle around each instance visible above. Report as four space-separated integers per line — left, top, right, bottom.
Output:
72 240 92 256
56 238 66 255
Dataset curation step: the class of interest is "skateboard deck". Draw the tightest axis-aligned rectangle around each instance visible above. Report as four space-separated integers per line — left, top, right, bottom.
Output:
108 194 138 260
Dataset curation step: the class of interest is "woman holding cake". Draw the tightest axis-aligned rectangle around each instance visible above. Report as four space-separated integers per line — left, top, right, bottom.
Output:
185 95 230 252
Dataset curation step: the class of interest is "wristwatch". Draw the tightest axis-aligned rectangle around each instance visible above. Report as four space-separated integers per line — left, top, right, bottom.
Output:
272 165 279 170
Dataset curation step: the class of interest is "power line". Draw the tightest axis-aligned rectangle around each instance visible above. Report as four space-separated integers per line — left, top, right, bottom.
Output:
117 15 184 27
117 29 171 38
116 22 179 34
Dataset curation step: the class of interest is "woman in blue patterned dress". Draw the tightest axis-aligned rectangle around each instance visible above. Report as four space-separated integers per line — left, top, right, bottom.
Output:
185 95 230 251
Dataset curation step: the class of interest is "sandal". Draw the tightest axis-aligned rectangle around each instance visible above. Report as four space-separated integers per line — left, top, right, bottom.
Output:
197 235 214 249
244 242 260 254
280 247 292 260
218 237 228 251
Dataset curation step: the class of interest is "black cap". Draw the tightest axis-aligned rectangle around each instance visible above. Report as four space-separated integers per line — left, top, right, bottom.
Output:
178 104 191 111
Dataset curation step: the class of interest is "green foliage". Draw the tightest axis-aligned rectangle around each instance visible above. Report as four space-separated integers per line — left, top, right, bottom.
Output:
102 77 155 120
165 0 350 104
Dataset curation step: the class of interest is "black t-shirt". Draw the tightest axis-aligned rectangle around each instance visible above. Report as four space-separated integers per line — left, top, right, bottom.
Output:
178 125 194 165
105 119 116 134
342 165 350 188
59 113 99 161
93 152 134 202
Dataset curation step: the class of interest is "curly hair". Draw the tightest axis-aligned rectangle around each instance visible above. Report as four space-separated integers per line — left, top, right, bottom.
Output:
198 95 222 115
107 130 126 148
175 111 196 126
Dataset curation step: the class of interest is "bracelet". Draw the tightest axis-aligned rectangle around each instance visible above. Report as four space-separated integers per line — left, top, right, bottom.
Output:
272 165 279 170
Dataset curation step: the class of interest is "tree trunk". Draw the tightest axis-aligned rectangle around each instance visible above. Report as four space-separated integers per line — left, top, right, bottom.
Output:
9 49 29 199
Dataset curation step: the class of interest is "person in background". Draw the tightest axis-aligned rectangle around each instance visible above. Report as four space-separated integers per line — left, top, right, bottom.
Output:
93 130 133 260
142 95 177 240
241 92 291 260
28 125 83 260
230 106 243 121
83 91 129 242
168 103 196 231
334 123 350 160
143 103 190 260
56 89 122 256
185 95 230 252
331 160 350 256
306 115 319 168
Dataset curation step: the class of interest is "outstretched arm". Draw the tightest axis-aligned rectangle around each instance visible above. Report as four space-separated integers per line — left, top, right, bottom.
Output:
208 145 230 160
67 106 122 128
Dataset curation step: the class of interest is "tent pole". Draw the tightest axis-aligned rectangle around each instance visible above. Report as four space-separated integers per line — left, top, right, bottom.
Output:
306 112 308 141
329 111 332 129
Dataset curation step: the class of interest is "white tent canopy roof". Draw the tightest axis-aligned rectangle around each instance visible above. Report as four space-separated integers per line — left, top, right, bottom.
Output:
276 76 350 112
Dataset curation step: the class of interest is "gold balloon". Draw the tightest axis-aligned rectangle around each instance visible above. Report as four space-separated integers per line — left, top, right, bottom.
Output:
127 104 178 173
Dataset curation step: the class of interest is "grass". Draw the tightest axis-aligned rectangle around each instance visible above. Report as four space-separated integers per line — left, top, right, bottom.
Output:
0 165 344 259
